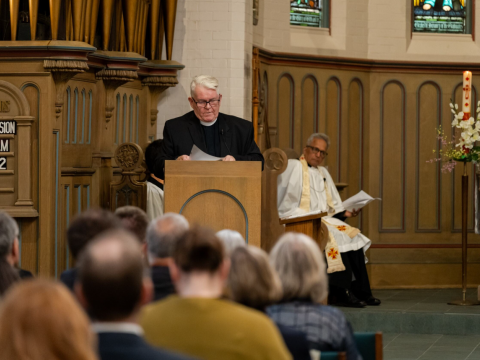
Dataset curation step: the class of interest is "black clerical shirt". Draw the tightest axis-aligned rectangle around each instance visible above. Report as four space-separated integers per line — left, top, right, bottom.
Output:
202 120 221 157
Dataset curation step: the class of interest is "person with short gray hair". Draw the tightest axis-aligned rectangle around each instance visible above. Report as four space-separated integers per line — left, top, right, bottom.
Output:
151 74 264 180
215 229 245 256
277 132 379 308
267 232 361 360
0 211 21 296
146 213 189 301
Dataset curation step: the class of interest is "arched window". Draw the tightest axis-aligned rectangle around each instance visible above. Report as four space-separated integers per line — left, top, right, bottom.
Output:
290 0 330 28
413 0 472 34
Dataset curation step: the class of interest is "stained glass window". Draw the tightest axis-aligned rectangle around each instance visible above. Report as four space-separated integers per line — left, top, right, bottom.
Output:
413 0 472 34
290 0 329 28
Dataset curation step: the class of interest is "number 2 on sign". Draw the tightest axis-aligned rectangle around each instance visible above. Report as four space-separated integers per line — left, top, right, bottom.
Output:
0 157 6 170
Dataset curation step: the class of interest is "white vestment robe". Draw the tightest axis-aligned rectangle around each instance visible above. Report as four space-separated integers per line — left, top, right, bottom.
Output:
277 159 371 254
146 181 164 221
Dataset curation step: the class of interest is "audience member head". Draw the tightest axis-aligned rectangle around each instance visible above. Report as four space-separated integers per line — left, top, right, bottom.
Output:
304 133 330 167
170 225 228 297
115 206 149 244
188 75 222 123
76 230 152 322
228 246 282 311
270 232 328 304
146 213 189 263
216 229 245 256
0 211 20 296
67 208 122 260
0 279 97 360
145 139 163 175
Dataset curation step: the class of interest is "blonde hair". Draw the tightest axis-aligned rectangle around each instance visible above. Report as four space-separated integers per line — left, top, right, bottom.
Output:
228 246 282 310
0 280 98 360
270 232 328 303
190 75 219 97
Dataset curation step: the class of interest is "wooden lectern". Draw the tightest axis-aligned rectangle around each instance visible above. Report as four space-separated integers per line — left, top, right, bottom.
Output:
164 161 262 247
279 212 328 252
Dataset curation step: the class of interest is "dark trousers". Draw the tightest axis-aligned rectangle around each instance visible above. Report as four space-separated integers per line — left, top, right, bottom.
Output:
328 248 373 301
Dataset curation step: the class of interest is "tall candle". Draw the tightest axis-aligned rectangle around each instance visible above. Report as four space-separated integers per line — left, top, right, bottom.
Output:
463 71 472 117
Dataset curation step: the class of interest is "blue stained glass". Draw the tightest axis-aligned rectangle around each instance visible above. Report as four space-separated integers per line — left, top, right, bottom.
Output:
290 0 324 28
413 0 471 34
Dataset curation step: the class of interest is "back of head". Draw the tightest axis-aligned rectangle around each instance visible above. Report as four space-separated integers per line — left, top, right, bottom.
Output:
145 139 163 174
0 279 97 360
77 230 145 321
229 246 282 310
216 229 245 256
0 211 20 295
115 206 149 243
147 213 189 259
67 208 122 259
270 232 328 303
173 225 224 273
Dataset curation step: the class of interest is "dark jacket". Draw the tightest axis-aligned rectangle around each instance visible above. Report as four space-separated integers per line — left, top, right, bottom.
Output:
60 268 78 292
151 265 176 302
276 324 312 360
97 332 193 360
153 111 264 179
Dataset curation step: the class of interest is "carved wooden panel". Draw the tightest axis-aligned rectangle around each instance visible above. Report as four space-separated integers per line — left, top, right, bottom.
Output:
277 74 294 149
114 90 143 146
416 82 442 232
345 79 363 229
301 75 318 152
325 77 341 182
379 81 406 232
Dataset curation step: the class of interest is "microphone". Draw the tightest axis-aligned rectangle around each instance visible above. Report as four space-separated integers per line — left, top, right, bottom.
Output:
220 129 232 155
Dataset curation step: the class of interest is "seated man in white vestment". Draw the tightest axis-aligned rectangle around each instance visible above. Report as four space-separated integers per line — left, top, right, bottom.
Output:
145 140 165 221
277 133 380 307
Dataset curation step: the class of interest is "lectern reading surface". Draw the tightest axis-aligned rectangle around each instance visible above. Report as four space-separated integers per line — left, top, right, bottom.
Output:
279 212 328 251
164 161 262 247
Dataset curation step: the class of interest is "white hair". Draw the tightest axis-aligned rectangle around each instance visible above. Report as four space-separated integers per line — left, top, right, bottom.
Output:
146 213 189 259
307 133 330 149
270 232 328 303
190 75 219 97
0 211 19 259
216 229 245 256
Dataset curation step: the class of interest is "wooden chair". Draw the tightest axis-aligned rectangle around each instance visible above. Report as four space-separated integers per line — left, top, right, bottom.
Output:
311 351 347 360
260 147 329 252
110 142 147 212
354 332 383 360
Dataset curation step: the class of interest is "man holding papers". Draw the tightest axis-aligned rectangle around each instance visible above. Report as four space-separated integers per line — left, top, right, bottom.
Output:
152 75 264 179
277 133 380 308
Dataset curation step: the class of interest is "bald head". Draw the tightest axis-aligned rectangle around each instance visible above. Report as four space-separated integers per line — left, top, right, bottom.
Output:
147 213 189 259
77 230 146 321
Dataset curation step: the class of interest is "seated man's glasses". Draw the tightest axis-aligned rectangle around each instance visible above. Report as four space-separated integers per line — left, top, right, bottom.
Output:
306 145 328 157
192 98 221 108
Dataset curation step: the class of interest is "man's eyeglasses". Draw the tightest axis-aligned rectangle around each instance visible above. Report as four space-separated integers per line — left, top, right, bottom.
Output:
192 98 221 108
306 145 328 157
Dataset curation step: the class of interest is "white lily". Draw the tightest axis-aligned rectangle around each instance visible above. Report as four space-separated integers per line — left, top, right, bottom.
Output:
450 103 454 109
451 109 456 114
457 112 465 120
455 104 459 110
452 119 459 126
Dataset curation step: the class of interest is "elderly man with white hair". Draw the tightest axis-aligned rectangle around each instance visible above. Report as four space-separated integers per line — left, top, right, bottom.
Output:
277 133 380 308
152 75 264 180
146 213 189 301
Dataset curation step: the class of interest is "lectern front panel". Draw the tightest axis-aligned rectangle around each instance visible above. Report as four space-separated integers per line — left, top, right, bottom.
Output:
164 161 262 247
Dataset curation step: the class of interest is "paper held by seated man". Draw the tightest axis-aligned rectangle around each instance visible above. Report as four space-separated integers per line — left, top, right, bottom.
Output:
277 156 377 257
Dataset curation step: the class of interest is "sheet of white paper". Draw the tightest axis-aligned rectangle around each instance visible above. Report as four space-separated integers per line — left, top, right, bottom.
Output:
342 190 381 212
280 209 325 221
190 144 222 161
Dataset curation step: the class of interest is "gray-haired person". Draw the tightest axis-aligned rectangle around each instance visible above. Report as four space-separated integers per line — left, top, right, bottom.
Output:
152 75 264 180
0 211 27 296
146 213 189 301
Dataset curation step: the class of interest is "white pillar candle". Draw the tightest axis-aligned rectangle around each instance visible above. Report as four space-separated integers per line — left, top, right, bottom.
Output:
463 71 472 116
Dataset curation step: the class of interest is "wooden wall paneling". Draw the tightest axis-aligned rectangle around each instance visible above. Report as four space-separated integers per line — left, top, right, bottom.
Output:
57 178 72 277
379 80 406 232
115 93 121 145
122 93 127 143
276 73 294 149
20 83 40 273
325 77 341 182
129 94 134 142
416 81 442 232
301 75 318 151
65 86 71 144
346 78 364 229
451 83 476 232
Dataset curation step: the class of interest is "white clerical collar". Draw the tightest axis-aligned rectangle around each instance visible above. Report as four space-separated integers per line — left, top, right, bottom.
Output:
92 322 144 336
199 118 217 127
